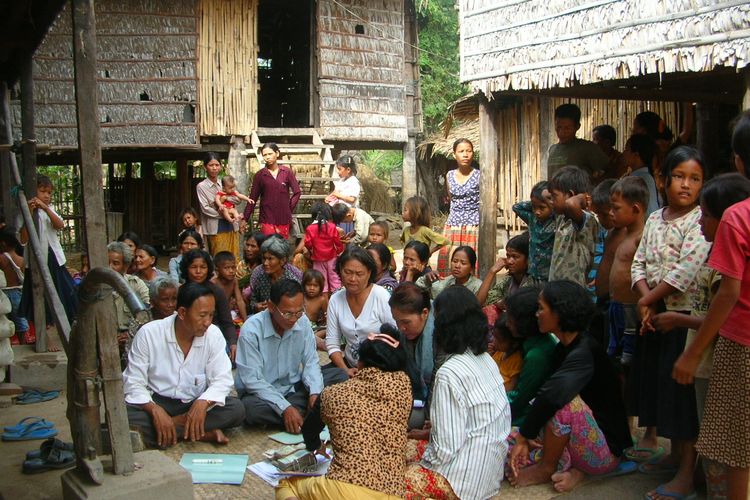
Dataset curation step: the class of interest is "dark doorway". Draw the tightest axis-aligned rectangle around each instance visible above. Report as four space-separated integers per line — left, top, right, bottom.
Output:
257 0 312 127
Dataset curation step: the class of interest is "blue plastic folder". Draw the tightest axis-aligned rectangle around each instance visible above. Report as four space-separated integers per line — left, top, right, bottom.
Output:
179 453 249 485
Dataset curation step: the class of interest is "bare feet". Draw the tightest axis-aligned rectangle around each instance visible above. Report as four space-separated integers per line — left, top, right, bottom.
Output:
201 429 229 445
508 463 555 487
552 468 585 492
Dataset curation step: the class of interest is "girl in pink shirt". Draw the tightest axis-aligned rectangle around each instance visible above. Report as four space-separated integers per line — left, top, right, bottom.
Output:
304 203 343 293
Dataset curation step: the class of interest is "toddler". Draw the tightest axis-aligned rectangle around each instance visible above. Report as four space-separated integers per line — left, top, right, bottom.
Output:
491 315 523 392
302 269 329 351
512 181 555 281
368 221 396 272
304 202 344 293
216 175 253 223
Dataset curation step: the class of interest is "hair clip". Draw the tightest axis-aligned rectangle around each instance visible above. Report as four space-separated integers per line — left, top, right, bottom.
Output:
367 332 400 349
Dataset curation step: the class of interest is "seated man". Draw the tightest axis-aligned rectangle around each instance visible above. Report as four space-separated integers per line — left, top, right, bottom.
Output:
236 279 347 433
123 282 245 448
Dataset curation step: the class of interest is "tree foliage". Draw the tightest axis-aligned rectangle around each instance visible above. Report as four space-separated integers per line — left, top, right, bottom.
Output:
417 0 467 135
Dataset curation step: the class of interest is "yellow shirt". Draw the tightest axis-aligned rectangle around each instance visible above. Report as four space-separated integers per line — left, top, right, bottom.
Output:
492 350 523 392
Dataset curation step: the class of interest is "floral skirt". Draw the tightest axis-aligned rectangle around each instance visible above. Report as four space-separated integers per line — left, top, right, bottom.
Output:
436 225 478 276
404 439 458 500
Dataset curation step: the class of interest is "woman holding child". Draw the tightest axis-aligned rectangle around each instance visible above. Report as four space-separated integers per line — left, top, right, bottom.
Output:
508 281 632 493
196 152 240 259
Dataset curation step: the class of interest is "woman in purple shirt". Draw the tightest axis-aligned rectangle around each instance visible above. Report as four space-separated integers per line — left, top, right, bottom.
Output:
243 143 302 239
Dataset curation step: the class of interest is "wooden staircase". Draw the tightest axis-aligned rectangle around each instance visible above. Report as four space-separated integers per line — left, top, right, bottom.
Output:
241 128 337 222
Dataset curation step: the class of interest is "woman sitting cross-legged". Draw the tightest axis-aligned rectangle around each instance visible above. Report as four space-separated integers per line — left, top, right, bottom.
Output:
405 285 511 500
507 280 632 493
275 327 418 500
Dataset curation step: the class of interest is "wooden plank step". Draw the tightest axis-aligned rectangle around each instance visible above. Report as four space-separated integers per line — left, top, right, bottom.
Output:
297 177 335 182
299 194 328 200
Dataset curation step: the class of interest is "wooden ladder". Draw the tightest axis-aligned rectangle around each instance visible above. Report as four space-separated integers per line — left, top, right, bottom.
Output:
242 128 337 222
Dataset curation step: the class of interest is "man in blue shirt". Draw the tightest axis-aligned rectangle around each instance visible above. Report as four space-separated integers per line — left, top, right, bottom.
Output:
236 279 347 433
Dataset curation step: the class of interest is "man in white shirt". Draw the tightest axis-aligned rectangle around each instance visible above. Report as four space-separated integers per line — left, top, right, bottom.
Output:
123 282 245 448
236 279 347 433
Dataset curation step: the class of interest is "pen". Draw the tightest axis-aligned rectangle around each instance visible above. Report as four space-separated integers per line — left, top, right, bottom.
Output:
192 459 223 464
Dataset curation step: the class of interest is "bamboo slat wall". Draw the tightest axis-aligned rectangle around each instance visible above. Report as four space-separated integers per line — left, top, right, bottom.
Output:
198 0 258 136
459 0 750 94
11 0 199 147
317 0 408 142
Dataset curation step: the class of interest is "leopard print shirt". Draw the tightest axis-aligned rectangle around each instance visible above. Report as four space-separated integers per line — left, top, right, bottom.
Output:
320 367 412 496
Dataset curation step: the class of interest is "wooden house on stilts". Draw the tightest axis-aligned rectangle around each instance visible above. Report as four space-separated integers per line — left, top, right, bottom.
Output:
452 0 750 274
4 0 422 249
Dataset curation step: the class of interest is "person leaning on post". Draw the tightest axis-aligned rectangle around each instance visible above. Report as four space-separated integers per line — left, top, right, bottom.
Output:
122 282 245 448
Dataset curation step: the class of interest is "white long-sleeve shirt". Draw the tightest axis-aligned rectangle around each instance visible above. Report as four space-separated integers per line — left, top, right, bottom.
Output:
123 314 234 405
422 350 511 500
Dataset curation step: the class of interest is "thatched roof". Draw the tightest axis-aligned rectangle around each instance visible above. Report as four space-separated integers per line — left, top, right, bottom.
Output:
417 95 479 159
459 0 750 94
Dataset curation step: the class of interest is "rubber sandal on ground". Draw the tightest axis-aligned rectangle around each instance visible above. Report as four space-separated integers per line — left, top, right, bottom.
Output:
26 438 74 460
22 447 75 474
16 390 60 405
601 460 637 478
624 445 665 463
643 484 697 500
2 420 58 441
4 417 53 434
637 460 679 476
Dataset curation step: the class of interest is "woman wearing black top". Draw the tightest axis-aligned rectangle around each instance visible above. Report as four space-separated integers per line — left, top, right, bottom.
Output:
508 280 632 493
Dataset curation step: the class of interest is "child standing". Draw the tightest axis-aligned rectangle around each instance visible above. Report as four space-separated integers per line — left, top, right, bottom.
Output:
547 166 599 287
477 232 536 307
512 181 555 282
368 221 396 272
302 269 329 351
19 175 77 350
304 202 343 293
631 146 710 500
400 196 449 255
216 175 253 224
621 134 660 214
491 315 523 392
211 251 247 325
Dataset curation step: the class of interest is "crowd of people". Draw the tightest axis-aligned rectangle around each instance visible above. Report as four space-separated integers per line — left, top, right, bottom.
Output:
2 107 750 500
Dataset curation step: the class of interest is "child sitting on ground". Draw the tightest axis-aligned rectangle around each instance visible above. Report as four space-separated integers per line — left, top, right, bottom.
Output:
547 166 599 287
211 251 247 326
477 232 536 308
302 269 329 351
368 221 397 272
400 196 449 255
512 181 555 282
215 175 253 224
0 228 28 344
492 315 523 392
399 240 432 283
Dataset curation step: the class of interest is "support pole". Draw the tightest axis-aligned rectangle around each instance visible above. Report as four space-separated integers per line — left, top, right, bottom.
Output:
744 67 750 111
72 0 107 268
20 60 48 353
478 94 499 278
402 135 417 206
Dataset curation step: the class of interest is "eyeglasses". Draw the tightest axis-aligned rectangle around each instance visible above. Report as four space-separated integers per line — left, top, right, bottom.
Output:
278 307 306 320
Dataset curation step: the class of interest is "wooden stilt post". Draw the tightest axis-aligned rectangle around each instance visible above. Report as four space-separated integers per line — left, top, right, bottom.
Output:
20 60 48 352
402 135 417 205
478 93 499 278
72 0 107 268
744 67 750 111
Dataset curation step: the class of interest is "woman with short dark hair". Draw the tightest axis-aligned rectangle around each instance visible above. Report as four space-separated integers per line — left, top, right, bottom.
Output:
405 285 511 500
244 235 302 314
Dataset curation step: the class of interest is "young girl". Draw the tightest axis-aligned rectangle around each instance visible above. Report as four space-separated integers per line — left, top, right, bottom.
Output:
368 221 397 272
674 112 750 500
399 240 431 283
19 175 77 351
631 146 711 500
477 232 536 308
178 207 204 245
492 315 523 392
168 230 203 283
416 246 482 300
400 196 449 255
326 155 360 207
304 202 343 293
302 269 329 351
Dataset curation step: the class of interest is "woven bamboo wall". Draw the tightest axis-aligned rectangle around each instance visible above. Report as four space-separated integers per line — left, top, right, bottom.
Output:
459 0 750 94
317 0 408 142
198 0 258 136
11 0 199 147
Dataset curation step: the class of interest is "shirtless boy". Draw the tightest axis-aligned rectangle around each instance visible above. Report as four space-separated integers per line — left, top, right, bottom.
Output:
211 251 247 323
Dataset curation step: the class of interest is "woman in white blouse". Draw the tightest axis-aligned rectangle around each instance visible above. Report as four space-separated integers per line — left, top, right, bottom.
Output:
405 285 511 500
325 247 395 378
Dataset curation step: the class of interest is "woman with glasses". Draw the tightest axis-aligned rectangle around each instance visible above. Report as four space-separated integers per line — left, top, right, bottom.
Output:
325 248 395 379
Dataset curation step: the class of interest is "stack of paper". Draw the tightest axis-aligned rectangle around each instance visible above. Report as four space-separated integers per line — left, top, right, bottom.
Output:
247 451 332 487
178 453 249 485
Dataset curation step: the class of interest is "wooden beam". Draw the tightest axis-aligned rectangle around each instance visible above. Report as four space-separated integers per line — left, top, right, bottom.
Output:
402 135 417 207
20 60 49 353
72 0 107 268
501 84 741 105
478 94 499 277
744 67 750 111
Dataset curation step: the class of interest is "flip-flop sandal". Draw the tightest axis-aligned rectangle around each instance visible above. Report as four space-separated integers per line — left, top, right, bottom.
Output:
16 390 60 405
2 420 58 441
26 438 74 460
22 447 75 474
624 445 665 463
601 460 638 478
4 417 54 434
643 484 697 500
637 460 679 476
